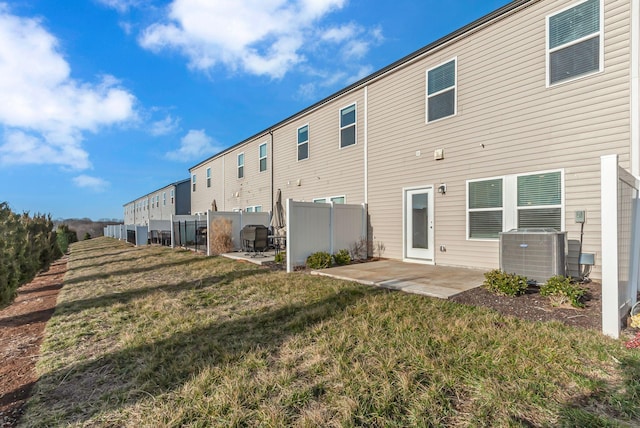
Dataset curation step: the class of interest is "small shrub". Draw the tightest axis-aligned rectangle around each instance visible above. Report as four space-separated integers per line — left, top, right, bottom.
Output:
483 269 528 296
209 218 234 255
306 251 332 269
333 249 351 266
274 252 284 264
83 232 92 240
540 275 586 308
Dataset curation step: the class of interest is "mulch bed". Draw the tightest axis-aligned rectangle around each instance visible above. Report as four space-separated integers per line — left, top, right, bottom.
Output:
0 257 67 428
450 280 602 330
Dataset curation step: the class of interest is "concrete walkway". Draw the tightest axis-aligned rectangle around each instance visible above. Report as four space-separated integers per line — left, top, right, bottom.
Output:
311 259 486 299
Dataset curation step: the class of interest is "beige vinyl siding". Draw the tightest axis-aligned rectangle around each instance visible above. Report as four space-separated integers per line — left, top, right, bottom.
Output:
191 157 225 214
272 90 366 206
366 0 631 277
224 137 272 212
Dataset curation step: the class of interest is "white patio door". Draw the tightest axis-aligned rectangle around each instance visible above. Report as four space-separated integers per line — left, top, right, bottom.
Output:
405 187 434 262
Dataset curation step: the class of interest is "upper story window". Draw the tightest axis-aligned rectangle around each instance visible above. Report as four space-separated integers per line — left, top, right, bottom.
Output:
547 0 602 86
427 58 456 122
340 104 356 148
163 192 166 206
170 189 174 204
192 174 196 192
259 143 268 172
297 124 309 161
237 153 244 179
206 167 211 188
156 195 159 207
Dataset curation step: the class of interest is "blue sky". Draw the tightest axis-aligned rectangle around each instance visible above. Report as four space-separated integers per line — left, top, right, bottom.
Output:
0 0 511 220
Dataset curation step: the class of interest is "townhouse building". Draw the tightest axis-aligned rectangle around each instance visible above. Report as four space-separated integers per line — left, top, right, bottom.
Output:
185 0 638 278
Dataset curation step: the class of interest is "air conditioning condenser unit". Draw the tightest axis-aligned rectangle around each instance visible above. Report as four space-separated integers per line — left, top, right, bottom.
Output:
499 228 567 284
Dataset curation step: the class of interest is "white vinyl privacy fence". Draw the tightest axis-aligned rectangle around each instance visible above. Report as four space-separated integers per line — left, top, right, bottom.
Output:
601 154 640 338
286 200 367 273
104 224 127 240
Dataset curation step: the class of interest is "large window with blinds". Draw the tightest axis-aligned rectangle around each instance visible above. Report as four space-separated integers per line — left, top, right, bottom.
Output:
426 58 456 122
467 170 563 239
547 0 602 86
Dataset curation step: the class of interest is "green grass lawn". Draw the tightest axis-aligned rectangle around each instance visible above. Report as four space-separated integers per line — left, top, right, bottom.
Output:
21 237 640 427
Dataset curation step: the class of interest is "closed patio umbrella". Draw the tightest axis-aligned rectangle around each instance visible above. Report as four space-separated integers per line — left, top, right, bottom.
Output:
270 189 285 237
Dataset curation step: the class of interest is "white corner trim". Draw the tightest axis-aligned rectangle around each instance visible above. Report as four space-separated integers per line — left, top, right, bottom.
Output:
631 0 640 176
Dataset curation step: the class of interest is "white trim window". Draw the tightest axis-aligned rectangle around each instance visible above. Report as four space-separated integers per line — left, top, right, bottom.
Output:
467 170 563 239
206 167 211 188
192 174 196 192
467 178 503 239
259 142 268 172
313 195 346 204
237 153 244 179
297 124 309 161
426 58 457 122
339 103 356 148
170 189 174 204
163 192 166 206
547 0 603 86
156 195 159 207
245 205 262 213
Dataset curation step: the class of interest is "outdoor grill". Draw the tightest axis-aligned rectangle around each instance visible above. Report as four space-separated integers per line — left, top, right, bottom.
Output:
240 224 269 256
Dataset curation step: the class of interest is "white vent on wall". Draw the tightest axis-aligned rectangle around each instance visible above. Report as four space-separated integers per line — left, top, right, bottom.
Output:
499 228 567 284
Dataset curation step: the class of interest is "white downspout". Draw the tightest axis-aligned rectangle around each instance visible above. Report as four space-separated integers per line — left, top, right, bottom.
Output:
364 85 369 204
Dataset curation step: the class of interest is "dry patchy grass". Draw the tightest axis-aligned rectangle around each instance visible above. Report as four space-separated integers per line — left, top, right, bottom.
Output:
20 238 640 427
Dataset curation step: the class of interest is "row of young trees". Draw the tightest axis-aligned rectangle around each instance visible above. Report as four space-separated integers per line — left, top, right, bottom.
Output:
0 202 77 307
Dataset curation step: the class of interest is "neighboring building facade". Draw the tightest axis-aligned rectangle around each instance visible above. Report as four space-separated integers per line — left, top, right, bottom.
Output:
123 179 191 225
186 0 637 278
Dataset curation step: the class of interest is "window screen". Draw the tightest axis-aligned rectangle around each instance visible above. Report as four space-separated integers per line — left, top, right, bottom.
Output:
427 59 456 122
548 0 600 85
340 104 356 148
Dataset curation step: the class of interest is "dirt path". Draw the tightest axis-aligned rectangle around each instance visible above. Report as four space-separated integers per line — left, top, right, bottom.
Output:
0 256 67 428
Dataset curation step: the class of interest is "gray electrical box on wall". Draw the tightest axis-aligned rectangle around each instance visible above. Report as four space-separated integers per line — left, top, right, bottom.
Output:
575 210 586 223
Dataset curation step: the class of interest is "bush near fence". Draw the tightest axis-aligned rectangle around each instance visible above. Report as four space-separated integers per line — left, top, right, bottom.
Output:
0 202 62 307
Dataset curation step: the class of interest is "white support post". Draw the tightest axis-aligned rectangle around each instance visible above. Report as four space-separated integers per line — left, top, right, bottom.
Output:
170 214 175 249
206 210 211 256
601 154 620 338
329 201 335 255
286 198 293 273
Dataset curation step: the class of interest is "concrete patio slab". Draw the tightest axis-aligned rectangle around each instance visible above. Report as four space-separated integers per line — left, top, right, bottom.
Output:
311 260 486 299
221 251 276 266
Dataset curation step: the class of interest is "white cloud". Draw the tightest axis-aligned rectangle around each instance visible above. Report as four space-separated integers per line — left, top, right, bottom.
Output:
165 129 219 162
137 0 383 79
95 0 144 13
150 114 181 136
72 174 110 192
0 4 137 170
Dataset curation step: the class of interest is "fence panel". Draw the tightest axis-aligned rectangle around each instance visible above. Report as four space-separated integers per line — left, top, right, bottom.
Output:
287 200 332 272
333 203 367 257
601 154 640 338
286 200 367 272
171 215 208 253
135 226 148 246
209 212 242 252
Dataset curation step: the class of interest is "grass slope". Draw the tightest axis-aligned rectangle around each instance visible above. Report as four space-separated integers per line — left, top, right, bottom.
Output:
21 238 640 427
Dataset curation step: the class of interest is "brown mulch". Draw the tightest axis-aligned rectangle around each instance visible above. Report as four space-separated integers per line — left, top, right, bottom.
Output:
0 256 67 428
450 280 602 330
